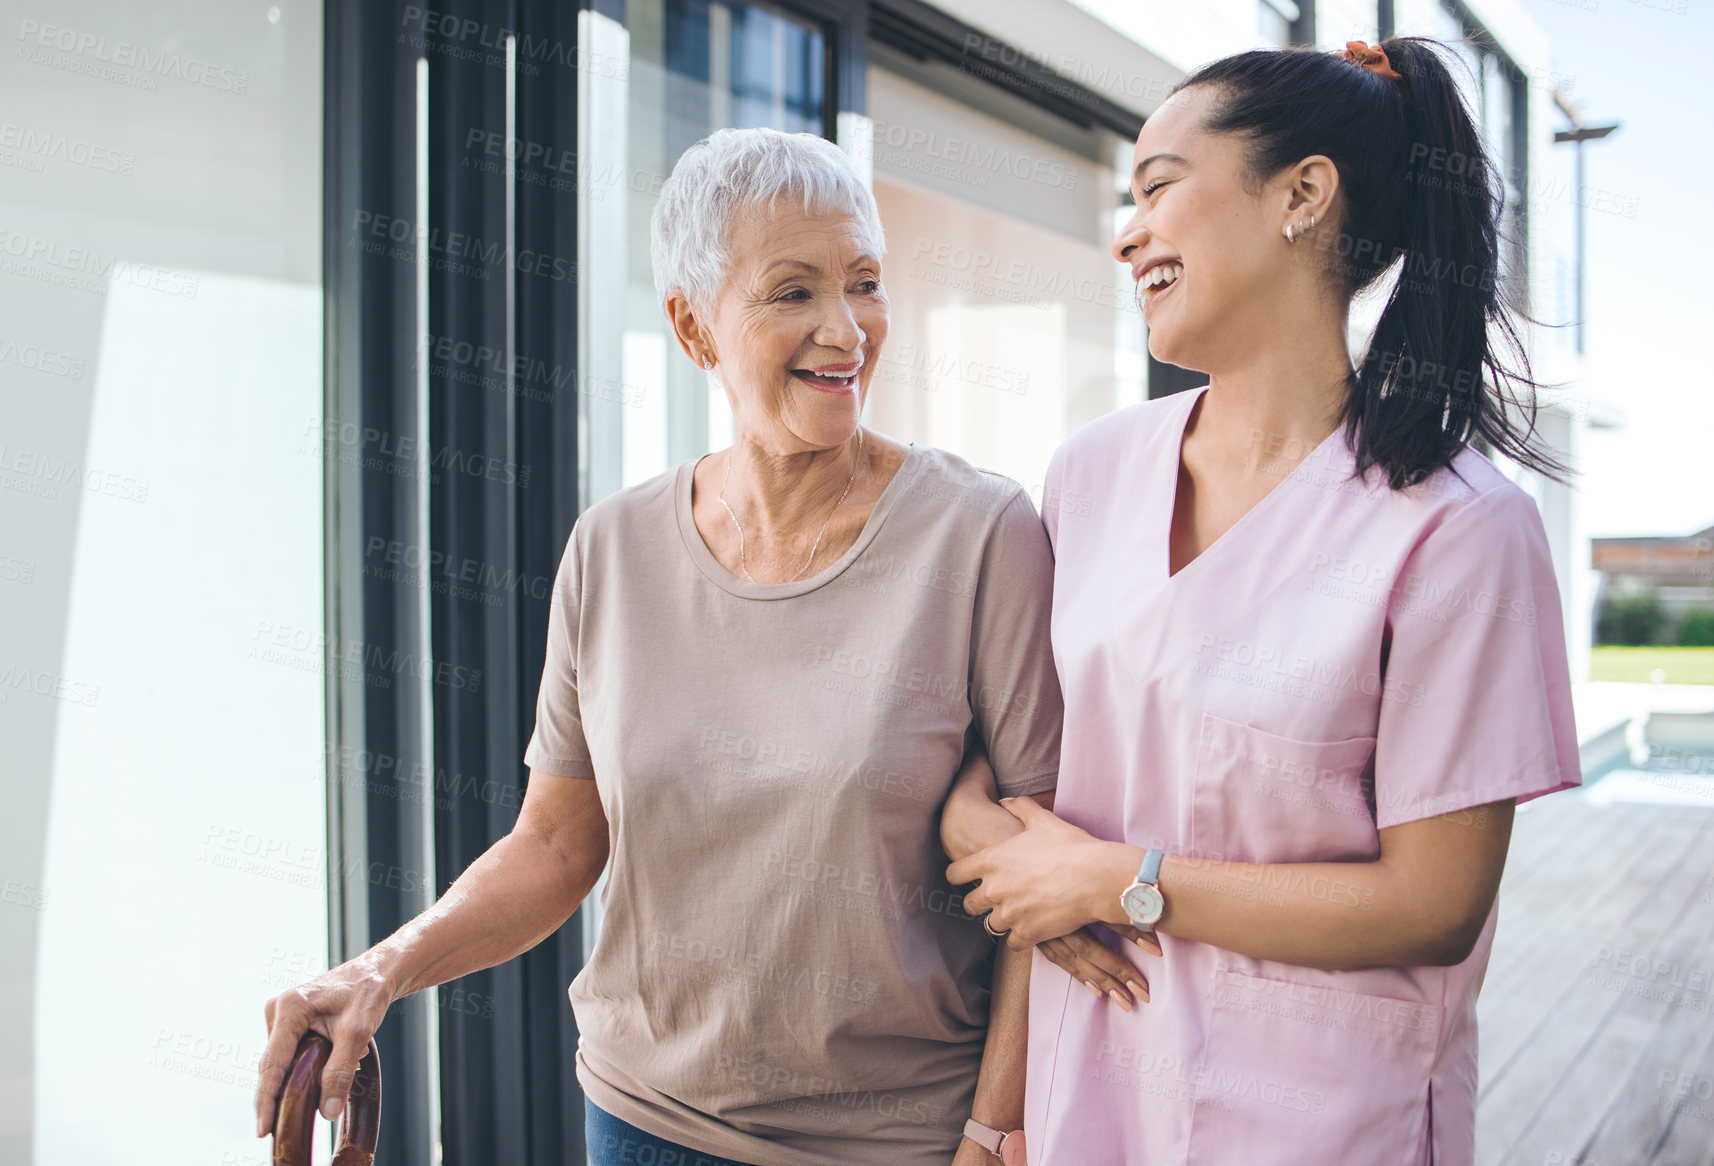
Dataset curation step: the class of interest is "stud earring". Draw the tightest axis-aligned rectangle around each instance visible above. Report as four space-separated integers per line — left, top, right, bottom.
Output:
702 357 714 371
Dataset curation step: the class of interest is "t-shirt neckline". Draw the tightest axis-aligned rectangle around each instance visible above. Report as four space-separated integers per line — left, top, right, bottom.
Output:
675 441 922 600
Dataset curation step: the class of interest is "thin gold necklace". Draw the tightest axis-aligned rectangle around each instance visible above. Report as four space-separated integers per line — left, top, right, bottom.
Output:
718 429 865 584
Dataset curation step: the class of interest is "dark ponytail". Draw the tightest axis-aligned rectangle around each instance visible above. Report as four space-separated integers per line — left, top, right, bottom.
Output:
1175 38 1568 489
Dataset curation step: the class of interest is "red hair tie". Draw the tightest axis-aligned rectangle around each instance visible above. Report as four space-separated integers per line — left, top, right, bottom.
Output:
1340 40 1402 82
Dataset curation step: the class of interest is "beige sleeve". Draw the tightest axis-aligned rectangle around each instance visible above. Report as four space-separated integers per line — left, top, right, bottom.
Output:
523 523 596 778
969 488 1063 798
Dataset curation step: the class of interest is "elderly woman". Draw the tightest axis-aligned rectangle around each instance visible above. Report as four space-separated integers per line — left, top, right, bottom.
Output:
253 128 1143 1166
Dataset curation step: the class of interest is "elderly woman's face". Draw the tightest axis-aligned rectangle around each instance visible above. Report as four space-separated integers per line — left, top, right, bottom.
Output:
707 207 887 452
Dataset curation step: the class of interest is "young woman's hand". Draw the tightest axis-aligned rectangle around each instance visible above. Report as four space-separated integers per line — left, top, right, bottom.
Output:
939 754 1157 1005
948 797 1118 948
1037 926 1158 1010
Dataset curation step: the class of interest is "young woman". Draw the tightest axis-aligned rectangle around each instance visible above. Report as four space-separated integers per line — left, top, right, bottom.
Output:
942 38 1581 1165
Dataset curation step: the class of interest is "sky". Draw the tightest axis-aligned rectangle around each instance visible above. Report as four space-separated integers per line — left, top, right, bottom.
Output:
1518 0 1714 537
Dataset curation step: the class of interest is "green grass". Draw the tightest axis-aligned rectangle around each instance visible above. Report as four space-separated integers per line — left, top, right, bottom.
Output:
1590 647 1714 685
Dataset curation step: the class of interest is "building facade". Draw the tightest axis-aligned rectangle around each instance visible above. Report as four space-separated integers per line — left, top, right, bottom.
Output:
1593 523 1714 636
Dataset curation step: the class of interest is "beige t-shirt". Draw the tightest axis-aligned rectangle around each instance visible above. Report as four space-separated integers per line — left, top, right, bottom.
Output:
523 443 1063 1166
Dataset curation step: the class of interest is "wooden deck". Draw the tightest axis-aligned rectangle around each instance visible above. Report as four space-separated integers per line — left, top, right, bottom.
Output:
1476 780 1714 1165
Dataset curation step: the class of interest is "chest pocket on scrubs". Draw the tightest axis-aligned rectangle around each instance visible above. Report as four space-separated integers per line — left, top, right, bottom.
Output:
1189 712 1378 866
1184 968 1442 1165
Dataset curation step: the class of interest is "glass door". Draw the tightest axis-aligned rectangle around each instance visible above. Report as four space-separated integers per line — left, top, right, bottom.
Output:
581 0 831 508
862 47 1141 502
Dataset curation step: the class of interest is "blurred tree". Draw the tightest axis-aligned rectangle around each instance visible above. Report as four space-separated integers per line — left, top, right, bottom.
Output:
1596 589 1667 645
1676 609 1714 647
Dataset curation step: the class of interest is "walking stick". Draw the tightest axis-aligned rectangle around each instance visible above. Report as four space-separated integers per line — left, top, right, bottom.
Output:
270 1031 383 1166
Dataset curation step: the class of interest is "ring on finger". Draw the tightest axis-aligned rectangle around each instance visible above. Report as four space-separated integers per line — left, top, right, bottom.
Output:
982 913 1009 938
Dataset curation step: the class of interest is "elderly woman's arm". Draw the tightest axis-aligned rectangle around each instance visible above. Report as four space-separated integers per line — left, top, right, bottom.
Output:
942 743 1030 863
253 769 608 1135
954 942 1032 1165
943 745 1034 1164
943 747 1158 1013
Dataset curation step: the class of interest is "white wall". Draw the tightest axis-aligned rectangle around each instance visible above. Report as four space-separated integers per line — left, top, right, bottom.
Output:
0 2 326 1162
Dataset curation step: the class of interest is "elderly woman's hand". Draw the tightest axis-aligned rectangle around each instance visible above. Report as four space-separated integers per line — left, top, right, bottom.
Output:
254 954 396 1136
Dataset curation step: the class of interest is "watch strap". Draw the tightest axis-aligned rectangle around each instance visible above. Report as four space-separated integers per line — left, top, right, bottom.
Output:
1139 847 1164 886
962 1118 1004 1154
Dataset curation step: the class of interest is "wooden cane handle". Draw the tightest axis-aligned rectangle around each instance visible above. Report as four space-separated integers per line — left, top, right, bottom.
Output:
271 1031 383 1166
334 1036 383 1164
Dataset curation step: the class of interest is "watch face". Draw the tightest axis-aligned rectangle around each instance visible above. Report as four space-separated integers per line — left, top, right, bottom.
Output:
1122 882 1164 927
1000 1131 1028 1166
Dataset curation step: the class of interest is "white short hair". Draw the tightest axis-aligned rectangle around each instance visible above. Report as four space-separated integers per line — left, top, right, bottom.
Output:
649 127 886 314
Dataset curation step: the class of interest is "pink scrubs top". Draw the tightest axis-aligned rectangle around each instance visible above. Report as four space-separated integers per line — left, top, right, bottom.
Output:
1026 386 1581 1166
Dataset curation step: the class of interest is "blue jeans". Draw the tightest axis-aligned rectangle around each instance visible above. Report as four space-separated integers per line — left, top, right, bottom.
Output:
584 1097 759 1166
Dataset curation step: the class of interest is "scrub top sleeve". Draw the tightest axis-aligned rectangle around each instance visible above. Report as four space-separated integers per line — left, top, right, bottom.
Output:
1372 486 1581 829
969 488 1063 799
1039 443 1068 553
523 522 597 779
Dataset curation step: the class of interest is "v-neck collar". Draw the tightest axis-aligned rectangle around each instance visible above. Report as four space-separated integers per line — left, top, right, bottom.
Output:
1162 385 1349 582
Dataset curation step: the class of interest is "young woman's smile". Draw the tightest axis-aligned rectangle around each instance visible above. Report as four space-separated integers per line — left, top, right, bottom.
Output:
1138 259 1183 320
1112 86 1309 374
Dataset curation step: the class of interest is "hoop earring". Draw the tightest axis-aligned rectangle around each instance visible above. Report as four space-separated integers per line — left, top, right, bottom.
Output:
1284 223 1297 243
